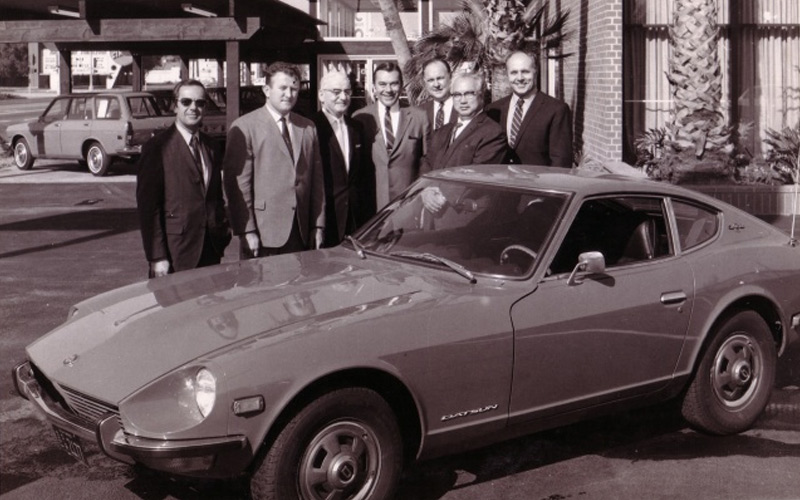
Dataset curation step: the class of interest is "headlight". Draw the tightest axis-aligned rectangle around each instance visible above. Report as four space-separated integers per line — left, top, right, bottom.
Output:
195 368 216 418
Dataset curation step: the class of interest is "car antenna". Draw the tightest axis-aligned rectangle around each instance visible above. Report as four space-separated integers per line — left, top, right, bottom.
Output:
790 151 798 247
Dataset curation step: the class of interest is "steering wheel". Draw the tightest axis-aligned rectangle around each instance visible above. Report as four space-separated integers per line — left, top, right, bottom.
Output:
500 244 538 265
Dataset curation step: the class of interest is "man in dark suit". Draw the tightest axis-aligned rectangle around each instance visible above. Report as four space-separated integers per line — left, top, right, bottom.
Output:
313 71 375 247
420 58 457 132
353 62 430 210
420 72 507 212
486 51 574 167
223 61 325 259
136 79 231 278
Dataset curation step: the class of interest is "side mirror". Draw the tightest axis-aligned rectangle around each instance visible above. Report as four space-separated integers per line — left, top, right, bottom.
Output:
567 251 606 286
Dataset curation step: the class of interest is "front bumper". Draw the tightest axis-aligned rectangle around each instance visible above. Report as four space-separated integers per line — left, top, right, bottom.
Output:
13 361 250 476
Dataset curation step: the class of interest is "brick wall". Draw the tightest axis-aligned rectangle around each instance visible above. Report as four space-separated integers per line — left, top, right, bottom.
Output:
551 0 624 165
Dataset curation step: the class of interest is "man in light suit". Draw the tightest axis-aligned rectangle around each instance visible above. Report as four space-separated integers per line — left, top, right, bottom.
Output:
420 58 457 132
420 72 507 212
353 62 430 210
313 71 375 247
486 51 574 167
137 79 231 278
223 62 325 259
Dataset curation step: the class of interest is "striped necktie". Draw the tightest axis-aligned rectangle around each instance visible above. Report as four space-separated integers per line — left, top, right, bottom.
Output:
509 98 524 147
384 106 395 152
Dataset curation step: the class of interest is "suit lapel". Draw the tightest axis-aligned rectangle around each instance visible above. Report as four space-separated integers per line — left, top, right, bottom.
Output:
264 108 295 166
519 93 545 137
389 107 413 160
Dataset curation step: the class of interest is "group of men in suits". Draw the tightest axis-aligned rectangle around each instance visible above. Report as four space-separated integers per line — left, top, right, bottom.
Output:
135 51 573 277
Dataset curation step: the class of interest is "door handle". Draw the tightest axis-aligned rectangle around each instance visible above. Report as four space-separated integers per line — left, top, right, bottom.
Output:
660 291 687 305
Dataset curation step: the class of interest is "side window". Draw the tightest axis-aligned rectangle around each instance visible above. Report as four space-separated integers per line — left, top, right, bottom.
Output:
127 96 159 118
672 199 719 251
41 98 71 123
95 97 122 119
549 196 672 275
67 97 88 120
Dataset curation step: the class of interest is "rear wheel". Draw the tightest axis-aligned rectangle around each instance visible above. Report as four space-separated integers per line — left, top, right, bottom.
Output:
682 311 776 435
13 138 35 170
85 142 111 176
250 387 403 500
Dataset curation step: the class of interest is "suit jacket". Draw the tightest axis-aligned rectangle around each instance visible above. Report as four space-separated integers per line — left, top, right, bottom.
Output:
352 103 429 209
486 91 574 167
421 98 458 130
313 111 376 247
136 124 230 272
223 107 325 248
420 112 508 174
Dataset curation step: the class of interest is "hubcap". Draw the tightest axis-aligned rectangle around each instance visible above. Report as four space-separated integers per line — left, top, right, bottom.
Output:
14 143 27 166
87 147 102 171
711 333 762 408
299 421 380 500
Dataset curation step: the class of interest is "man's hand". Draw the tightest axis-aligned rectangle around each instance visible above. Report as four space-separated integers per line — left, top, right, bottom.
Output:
244 232 261 257
150 259 170 278
421 186 447 213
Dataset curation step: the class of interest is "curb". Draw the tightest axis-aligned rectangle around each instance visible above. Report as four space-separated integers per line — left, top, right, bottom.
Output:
757 387 800 430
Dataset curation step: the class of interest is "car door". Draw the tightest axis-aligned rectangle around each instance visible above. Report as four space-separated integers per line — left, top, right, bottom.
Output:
508 195 694 423
59 96 91 158
37 97 71 156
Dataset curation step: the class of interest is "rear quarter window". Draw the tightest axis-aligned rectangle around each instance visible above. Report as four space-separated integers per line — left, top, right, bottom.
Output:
672 200 719 250
126 96 162 118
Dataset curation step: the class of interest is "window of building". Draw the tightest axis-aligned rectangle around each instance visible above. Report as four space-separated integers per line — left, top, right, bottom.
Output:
318 0 421 39
623 0 800 164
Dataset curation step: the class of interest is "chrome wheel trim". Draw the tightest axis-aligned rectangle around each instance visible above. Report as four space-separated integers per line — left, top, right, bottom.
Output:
86 145 103 173
711 333 762 408
13 142 28 167
298 421 381 500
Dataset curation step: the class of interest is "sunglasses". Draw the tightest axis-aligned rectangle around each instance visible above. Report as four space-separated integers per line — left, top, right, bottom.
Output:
177 98 208 108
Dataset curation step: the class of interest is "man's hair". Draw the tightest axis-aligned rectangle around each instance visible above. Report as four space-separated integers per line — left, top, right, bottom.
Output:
265 61 302 86
450 72 485 95
172 79 206 99
372 61 403 87
422 58 452 75
319 71 351 90
505 50 537 68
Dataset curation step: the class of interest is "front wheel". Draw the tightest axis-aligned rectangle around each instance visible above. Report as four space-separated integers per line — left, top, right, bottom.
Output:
13 138 35 170
682 311 776 435
85 142 111 176
251 387 403 500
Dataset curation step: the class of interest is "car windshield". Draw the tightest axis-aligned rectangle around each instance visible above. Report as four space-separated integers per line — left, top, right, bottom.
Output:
356 178 567 278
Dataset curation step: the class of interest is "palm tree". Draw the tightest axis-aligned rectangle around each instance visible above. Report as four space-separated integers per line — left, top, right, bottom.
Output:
377 0 413 72
399 0 569 103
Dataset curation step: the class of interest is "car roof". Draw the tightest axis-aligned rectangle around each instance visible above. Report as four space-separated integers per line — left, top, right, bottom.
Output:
425 164 713 201
56 91 155 98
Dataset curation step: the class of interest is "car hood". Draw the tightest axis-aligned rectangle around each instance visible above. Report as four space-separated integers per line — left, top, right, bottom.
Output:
27 249 431 403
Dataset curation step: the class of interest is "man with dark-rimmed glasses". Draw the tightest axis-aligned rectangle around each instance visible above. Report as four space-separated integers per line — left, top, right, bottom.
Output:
136 79 231 277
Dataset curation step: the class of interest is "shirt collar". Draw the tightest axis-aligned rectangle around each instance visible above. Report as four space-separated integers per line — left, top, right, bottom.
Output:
175 120 196 145
265 102 288 124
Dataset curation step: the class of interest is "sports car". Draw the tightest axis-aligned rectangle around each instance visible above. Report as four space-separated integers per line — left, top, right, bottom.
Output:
13 165 800 499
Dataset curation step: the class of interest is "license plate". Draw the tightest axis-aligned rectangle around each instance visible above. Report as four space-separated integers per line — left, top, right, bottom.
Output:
53 427 86 463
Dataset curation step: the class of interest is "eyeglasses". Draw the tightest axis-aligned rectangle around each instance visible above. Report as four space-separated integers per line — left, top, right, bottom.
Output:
177 98 208 108
451 91 478 100
323 89 353 97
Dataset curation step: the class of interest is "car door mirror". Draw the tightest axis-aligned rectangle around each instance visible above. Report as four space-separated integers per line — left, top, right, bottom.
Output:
567 251 606 286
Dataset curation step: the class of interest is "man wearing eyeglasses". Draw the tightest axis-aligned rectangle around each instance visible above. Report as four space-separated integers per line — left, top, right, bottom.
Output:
420 72 507 212
136 79 231 278
313 71 376 247
223 61 325 259
353 61 429 210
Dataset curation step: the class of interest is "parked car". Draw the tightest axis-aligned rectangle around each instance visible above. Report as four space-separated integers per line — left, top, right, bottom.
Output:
7 91 172 176
13 165 800 499
148 88 227 144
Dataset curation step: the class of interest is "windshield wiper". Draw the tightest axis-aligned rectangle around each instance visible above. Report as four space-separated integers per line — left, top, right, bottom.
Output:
389 251 476 283
345 235 367 259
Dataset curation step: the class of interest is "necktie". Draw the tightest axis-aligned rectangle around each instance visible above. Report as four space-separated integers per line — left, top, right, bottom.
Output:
280 116 294 161
333 119 349 171
450 121 463 145
509 98 524 147
384 106 394 152
189 135 206 184
434 103 445 130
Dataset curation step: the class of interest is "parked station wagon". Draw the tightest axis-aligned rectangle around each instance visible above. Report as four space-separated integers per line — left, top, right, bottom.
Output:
7 91 172 176
13 166 800 499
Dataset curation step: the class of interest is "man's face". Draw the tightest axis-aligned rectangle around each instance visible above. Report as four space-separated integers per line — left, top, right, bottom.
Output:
373 69 402 108
451 77 482 119
506 53 537 98
264 71 299 115
423 61 451 102
319 74 351 118
175 84 206 131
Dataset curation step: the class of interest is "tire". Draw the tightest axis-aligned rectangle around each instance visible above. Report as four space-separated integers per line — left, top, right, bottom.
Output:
250 387 403 500
85 142 111 176
682 311 776 435
12 138 35 170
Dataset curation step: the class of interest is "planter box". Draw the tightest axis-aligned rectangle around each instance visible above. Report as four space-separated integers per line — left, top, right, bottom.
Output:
688 184 800 216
